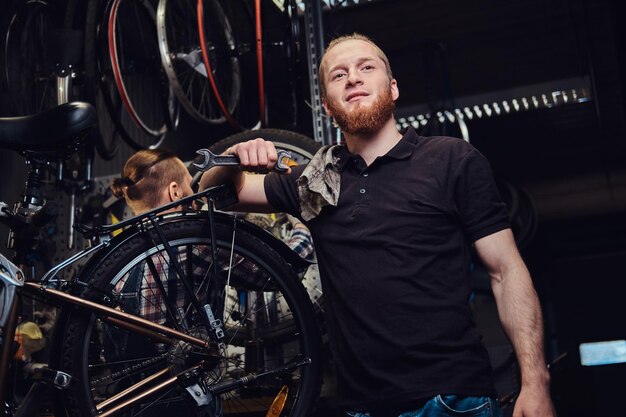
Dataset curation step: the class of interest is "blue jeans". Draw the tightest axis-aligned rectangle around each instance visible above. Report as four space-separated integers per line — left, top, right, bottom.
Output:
347 395 503 417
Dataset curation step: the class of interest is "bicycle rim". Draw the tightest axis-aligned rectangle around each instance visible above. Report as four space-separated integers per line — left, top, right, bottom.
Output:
58 215 321 417
157 0 240 125
106 0 174 147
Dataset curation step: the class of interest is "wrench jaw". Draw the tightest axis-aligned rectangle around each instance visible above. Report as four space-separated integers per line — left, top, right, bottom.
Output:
192 149 212 171
274 150 293 173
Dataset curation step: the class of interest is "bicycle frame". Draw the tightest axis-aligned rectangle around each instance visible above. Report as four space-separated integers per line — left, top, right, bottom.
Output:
1 282 213 416
0 183 310 416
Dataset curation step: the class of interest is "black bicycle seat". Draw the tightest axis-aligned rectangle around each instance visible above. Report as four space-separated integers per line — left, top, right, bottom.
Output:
0 102 96 153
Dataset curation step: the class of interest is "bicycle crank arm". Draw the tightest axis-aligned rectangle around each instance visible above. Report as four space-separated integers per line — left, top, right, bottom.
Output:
193 148 291 173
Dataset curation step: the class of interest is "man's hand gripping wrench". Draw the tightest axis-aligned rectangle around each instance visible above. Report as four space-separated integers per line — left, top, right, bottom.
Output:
193 148 292 173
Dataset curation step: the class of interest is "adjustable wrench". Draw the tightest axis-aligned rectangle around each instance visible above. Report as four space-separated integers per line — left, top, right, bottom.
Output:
193 148 292 173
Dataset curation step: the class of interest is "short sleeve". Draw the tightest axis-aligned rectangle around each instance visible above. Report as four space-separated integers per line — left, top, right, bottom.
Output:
263 165 305 218
453 149 510 242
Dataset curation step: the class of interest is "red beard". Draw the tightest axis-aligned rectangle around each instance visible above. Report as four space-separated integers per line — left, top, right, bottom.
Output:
326 86 395 137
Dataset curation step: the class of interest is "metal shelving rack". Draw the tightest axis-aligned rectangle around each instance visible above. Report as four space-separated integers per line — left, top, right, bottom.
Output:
302 0 332 145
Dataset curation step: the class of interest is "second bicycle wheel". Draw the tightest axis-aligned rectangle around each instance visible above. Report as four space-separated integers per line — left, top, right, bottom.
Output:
58 213 321 417
189 129 322 187
157 0 240 125
104 0 176 149
201 128 324 310
208 128 322 166
3 0 64 115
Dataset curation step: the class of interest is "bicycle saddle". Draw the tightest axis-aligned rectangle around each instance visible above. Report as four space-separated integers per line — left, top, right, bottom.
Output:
0 102 96 153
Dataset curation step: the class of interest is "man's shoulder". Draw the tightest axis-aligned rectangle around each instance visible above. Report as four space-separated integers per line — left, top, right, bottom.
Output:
415 134 476 161
419 134 472 149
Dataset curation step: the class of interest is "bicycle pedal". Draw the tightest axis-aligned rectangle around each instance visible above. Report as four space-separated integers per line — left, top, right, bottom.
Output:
25 364 72 389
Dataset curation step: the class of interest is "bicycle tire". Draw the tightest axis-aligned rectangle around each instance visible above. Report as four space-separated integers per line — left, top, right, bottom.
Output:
157 0 240 125
58 213 321 417
208 128 321 166
190 128 321 190
2 0 26 102
82 0 119 160
85 0 156 157
3 0 64 115
284 0 302 129
108 0 174 143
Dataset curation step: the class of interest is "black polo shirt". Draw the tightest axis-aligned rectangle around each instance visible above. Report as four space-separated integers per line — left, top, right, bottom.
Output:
264 128 510 412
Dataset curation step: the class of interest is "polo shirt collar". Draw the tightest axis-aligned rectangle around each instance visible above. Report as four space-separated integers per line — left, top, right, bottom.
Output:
386 127 419 160
334 127 419 170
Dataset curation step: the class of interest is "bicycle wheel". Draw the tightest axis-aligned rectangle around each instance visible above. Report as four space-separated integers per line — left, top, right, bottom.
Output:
58 213 321 417
82 0 119 160
282 0 302 128
204 129 324 312
190 128 321 194
103 0 176 149
157 0 240 125
3 0 64 115
208 128 321 166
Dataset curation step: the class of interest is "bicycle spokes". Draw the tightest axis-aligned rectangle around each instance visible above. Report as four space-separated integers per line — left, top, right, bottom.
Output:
58 214 320 416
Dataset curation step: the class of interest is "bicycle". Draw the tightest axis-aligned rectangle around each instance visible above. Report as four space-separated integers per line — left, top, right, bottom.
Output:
0 102 322 417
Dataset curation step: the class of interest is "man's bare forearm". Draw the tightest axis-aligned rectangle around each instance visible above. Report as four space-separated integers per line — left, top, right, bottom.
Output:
490 261 550 388
475 230 555 416
199 166 243 192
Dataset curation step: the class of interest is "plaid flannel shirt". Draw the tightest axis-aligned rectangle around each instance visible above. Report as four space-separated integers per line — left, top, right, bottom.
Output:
115 245 270 324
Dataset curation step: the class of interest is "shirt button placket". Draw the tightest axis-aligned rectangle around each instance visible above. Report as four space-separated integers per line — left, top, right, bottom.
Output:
360 170 368 195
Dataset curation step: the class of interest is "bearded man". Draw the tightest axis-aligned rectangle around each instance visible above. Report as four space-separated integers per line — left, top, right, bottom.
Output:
200 33 555 417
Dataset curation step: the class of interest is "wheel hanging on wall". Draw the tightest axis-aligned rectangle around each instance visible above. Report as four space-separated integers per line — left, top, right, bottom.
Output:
157 0 240 125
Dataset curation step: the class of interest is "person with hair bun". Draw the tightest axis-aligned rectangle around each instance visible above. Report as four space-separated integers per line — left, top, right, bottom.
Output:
110 149 201 325
111 148 194 215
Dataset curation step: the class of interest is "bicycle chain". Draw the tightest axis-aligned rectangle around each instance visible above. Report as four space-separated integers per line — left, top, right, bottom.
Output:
90 353 169 385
